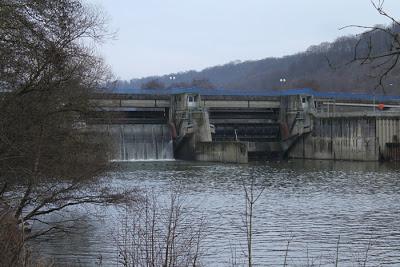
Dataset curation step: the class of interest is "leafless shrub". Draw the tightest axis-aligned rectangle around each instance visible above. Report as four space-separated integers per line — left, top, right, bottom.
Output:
115 189 207 267
241 170 266 267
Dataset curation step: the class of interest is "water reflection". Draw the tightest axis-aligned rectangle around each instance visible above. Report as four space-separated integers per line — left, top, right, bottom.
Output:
32 160 400 266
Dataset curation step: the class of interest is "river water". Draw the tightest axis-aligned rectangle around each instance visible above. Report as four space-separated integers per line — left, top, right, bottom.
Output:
33 160 400 266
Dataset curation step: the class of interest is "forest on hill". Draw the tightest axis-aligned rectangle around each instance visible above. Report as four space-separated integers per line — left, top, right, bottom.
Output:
113 23 400 94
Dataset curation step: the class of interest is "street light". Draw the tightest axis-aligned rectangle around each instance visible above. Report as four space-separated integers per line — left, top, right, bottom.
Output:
280 78 286 89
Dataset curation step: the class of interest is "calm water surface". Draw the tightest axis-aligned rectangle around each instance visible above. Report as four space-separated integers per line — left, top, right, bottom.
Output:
34 160 400 266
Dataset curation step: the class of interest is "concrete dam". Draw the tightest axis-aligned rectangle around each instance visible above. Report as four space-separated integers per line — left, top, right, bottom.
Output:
89 88 400 163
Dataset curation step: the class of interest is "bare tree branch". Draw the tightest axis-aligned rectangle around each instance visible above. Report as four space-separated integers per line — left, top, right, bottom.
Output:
339 1 400 92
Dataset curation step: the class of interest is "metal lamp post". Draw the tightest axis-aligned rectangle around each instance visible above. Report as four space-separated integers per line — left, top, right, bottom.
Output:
280 78 286 89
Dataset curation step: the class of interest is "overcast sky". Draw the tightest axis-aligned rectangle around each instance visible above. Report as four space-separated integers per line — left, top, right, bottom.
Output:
86 0 400 80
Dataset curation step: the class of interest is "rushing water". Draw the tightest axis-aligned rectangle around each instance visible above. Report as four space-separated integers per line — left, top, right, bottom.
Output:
32 160 400 266
109 124 174 161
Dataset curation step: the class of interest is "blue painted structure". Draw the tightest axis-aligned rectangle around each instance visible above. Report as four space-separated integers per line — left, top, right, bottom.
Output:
105 87 400 102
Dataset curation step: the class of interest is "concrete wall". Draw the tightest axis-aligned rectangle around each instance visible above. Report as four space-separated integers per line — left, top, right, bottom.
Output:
290 117 379 161
376 117 400 160
195 142 248 163
174 134 196 161
279 95 314 141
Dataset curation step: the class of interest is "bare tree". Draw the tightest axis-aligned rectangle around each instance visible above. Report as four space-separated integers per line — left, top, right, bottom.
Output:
341 0 400 91
167 79 215 90
0 0 132 243
242 171 265 267
190 79 215 89
141 79 166 89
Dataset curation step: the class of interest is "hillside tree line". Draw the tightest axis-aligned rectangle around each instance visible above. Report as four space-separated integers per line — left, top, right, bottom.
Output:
118 1 400 94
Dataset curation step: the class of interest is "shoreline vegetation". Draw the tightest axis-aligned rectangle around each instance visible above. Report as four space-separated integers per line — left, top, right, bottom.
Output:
0 0 133 265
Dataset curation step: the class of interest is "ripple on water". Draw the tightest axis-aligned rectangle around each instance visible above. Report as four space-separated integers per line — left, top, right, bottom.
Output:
32 160 400 266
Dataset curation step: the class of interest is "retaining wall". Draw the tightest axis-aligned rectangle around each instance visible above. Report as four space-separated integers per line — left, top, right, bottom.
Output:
195 142 248 163
290 116 380 161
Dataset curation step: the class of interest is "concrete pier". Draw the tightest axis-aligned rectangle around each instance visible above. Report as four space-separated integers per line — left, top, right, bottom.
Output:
169 93 308 163
195 142 248 163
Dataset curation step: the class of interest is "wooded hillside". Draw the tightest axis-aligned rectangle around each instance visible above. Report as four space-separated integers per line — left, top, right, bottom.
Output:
114 24 400 94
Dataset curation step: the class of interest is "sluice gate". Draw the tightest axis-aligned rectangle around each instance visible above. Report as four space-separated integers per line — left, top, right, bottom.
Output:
209 108 280 142
208 108 282 160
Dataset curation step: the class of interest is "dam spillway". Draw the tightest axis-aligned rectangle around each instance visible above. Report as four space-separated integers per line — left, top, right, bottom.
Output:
109 124 173 161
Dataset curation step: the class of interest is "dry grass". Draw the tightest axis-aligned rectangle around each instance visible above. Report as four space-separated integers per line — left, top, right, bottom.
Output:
0 206 53 267
0 208 27 266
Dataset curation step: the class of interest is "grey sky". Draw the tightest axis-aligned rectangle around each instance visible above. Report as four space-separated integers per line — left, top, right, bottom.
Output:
87 0 400 80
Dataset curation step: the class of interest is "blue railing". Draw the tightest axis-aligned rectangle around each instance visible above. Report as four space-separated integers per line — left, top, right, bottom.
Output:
105 87 400 102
